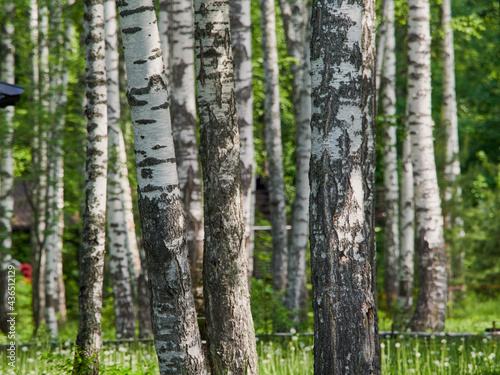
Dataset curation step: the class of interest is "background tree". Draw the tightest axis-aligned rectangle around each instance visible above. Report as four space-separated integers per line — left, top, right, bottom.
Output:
277 0 311 318
378 0 399 311
407 0 447 332
230 0 256 284
116 0 207 373
194 0 259 371
104 0 136 339
0 0 15 336
309 0 380 372
162 0 205 298
261 0 288 292
73 0 108 370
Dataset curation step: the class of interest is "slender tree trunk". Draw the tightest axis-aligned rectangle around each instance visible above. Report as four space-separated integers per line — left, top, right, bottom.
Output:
158 0 171 87
116 2 207 373
276 0 312 316
30 0 50 335
0 1 15 335
194 0 259 372
310 0 380 372
261 0 288 292
73 0 108 371
104 0 136 339
230 0 256 286
441 0 462 233
379 0 399 310
398 126 414 312
165 0 205 301
407 0 447 332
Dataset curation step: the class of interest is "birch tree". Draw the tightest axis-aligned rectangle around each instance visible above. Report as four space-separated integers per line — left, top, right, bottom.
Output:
0 0 15 336
260 0 288 291
116 1 207 373
276 0 312 315
441 0 462 229
398 128 414 312
310 0 380 372
379 0 399 310
73 0 108 371
104 0 136 339
230 0 256 282
163 0 205 294
407 0 447 332
194 0 259 371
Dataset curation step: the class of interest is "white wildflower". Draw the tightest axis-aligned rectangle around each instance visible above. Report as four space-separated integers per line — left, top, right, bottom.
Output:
395 343 401 348
471 352 477 358
489 353 496 360
416 352 421 358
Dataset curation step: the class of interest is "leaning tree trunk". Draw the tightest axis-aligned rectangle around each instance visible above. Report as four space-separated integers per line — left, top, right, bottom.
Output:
407 0 447 332
277 0 312 316
104 0 136 339
230 0 256 285
309 0 380 373
165 0 205 301
0 1 15 335
194 0 259 372
398 125 414 313
116 2 207 374
441 0 462 228
379 0 400 311
260 0 288 292
73 0 108 372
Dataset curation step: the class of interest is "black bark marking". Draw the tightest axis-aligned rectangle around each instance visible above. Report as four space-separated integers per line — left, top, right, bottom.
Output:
152 144 168 150
137 157 168 167
151 101 169 110
136 119 157 124
141 168 154 179
134 59 147 64
119 5 155 18
122 26 142 34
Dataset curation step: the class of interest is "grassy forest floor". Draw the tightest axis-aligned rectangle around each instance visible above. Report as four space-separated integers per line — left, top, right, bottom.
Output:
1 275 500 374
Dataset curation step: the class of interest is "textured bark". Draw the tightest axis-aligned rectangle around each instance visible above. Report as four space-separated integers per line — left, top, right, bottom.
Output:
398 127 414 312
407 0 447 332
194 0 259 372
104 0 136 340
379 0 399 309
165 0 205 297
116 1 207 373
0 1 15 336
310 0 380 373
441 0 462 231
158 0 171 87
277 0 312 315
73 0 108 372
261 0 288 291
230 0 255 285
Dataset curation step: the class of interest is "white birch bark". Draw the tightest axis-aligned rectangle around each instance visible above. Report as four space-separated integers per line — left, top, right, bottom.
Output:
158 0 171 87
277 0 312 315
407 0 447 332
166 0 205 296
230 0 256 285
194 0 258 371
73 0 108 371
31 0 49 333
0 1 15 335
105 0 136 339
261 0 288 291
398 128 414 311
379 0 399 309
441 0 463 233
310 0 380 372
116 1 206 373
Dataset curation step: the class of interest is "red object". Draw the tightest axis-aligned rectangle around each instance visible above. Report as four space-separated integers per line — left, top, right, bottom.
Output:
20 263 32 283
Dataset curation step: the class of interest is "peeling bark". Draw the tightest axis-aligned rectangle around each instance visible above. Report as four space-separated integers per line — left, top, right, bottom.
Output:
310 0 380 372
194 0 259 372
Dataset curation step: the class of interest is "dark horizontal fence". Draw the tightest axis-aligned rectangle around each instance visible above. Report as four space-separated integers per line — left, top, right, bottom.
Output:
2 331 500 349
